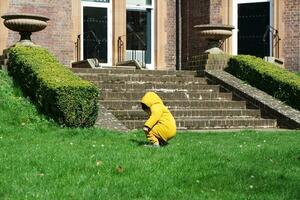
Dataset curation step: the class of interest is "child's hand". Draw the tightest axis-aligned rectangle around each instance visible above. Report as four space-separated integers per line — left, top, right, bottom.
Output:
143 126 149 133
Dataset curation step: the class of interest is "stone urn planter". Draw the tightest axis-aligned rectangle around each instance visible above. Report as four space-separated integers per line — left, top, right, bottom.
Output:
194 24 234 54
1 14 49 46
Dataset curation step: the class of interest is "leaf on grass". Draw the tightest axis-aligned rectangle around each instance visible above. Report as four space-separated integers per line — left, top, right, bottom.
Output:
96 160 102 166
116 165 124 173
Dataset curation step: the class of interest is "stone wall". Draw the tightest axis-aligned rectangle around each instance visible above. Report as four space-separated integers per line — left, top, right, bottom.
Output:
6 0 74 66
282 0 300 71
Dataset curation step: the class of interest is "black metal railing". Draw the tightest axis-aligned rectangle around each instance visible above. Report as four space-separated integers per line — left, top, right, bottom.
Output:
118 36 124 63
75 31 102 67
263 25 281 58
126 24 147 68
84 30 103 63
75 34 81 62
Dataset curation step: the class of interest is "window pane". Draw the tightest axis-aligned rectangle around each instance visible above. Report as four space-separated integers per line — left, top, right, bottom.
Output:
83 7 108 62
82 0 110 3
126 10 147 50
126 0 152 6
126 9 151 64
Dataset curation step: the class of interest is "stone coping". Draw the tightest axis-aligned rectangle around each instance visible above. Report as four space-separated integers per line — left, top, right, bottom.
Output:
194 24 235 30
204 70 300 129
95 104 129 132
2 14 49 21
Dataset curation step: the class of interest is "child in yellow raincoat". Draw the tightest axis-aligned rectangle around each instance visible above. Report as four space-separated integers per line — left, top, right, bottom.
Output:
141 92 176 146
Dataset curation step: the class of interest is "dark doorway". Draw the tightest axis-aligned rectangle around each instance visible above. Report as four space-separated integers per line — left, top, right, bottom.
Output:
83 7 108 63
126 9 152 64
238 2 270 58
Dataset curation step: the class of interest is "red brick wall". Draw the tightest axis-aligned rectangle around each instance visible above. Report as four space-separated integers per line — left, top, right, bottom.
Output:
181 0 223 68
7 0 74 66
210 0 223 24
181 0 210 67
166 0 177 69
283 0 300 71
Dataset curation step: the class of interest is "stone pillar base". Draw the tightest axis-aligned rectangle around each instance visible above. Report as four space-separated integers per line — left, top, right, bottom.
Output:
188 53 231 71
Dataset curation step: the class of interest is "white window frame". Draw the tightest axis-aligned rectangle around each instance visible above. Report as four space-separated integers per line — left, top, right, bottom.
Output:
126 1 155 70
232 0 274 56
81 1 112 66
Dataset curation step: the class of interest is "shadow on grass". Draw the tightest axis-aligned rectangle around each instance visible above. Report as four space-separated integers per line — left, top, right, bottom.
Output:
129 139 169 147
129 139 148 146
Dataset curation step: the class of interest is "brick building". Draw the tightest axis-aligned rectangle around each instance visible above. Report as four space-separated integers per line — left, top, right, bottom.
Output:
0 0 299 71
181 0 300 71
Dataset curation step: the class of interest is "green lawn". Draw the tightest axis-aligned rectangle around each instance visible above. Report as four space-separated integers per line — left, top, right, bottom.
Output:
1 70 300 200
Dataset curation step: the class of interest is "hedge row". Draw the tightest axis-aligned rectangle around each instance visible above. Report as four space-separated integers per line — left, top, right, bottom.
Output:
8 46 99 127
226 55 300 110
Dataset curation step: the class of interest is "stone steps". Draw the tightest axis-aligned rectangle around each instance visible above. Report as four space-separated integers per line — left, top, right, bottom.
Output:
100 90 232 101
122 118 277 130
71 68 197 76
73 67 277 130
111 109 261 120
77 74 207 83
95 82 219 91
0 54 7 70
99 100 247 110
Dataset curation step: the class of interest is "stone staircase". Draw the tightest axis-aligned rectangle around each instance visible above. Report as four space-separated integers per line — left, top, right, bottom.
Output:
0 54 7 70
0 49 9 70
72 67 277 130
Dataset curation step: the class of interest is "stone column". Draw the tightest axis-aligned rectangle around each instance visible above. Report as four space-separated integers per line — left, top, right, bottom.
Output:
156 0 177 70
72 0 81 62
156 1 167 69
112 0 126 66
0 0 8 55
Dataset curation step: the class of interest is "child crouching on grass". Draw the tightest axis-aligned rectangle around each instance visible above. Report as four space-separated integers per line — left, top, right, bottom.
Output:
141 92 176 147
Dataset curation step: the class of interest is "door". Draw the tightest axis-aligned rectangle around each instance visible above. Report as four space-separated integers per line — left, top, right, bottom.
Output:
81 1 112 66
238 2 270 58
126 0 154 69
126 9 152 67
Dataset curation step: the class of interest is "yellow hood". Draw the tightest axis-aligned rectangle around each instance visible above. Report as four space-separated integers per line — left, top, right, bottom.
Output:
141 92 163 108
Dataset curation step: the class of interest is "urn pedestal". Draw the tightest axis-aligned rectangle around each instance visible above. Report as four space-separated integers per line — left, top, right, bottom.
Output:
194 24 234 54
192 24 234 70
1 14 49 46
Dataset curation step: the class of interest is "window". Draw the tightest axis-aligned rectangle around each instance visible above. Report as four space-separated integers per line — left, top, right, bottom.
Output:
81 0 112 65
126 11 148 50
126 0 154 67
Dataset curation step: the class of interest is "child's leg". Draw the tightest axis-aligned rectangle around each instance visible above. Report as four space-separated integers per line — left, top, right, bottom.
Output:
145 129 163 145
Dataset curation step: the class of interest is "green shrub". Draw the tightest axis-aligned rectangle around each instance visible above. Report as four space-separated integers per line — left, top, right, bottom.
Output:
8 46 99 127
226 55 300 110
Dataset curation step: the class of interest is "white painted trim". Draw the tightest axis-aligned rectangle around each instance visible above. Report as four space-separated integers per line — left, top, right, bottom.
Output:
126 0 155 70
150 0 155 70
232 0 273 56
81 1 112 66
126 0 154 9
125 5 154 10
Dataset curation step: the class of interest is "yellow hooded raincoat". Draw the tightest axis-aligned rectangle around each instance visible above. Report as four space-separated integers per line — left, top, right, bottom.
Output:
141 92 176 143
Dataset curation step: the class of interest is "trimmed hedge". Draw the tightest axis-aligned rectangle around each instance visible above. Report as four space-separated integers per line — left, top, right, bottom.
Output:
226 55 300 110
8 46 99 127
